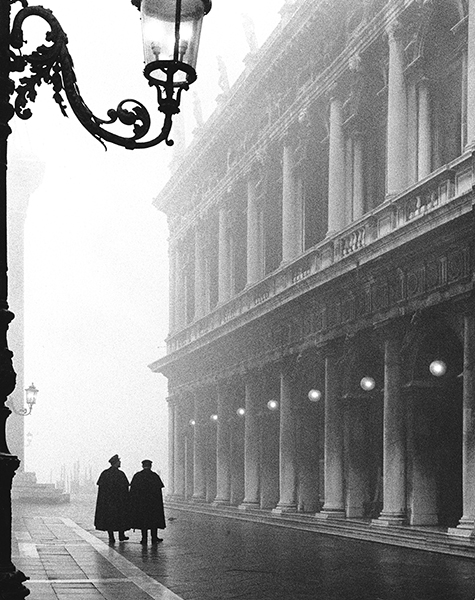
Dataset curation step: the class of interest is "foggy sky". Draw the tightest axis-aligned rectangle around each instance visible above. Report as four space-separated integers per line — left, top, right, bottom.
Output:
9 0 284 486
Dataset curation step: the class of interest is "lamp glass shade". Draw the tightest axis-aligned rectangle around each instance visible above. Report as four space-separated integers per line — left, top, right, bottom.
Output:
25 383 38 406
141 0 207 84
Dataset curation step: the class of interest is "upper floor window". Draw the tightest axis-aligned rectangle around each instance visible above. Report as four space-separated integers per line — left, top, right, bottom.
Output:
423 1 467 170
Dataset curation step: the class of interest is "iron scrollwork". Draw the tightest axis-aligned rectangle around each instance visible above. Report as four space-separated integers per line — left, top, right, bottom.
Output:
8 3 177 149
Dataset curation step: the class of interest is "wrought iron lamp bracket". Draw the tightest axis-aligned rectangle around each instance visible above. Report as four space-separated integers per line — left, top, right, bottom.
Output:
6 399 32 416
8 3 186 149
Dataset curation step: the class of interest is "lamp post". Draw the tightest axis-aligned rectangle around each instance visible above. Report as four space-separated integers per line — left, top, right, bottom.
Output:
7 382 38 416
0 1 211 597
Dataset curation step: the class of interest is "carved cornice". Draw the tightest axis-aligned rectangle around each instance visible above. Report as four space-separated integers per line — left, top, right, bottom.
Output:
154 0 408 231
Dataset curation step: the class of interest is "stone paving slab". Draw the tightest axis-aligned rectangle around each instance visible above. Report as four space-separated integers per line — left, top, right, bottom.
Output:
12 515 184 600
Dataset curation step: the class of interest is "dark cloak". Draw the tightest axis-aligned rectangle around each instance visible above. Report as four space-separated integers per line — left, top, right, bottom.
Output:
129 469 166 530
94 466 130 532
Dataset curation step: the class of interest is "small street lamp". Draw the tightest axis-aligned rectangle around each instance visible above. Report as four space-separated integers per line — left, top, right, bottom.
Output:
0 2 212 598
7 382 38 416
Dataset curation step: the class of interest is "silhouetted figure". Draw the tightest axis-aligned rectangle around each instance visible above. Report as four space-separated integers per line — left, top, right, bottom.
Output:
130 459 166 545
94 454 130 544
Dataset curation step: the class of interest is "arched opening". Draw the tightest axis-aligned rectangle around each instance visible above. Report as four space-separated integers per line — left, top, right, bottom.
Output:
342 335 384 519
405 323 463 527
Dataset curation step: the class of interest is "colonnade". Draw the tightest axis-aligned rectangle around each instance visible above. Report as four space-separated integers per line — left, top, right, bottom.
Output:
168 9 475 333
166 311 475 533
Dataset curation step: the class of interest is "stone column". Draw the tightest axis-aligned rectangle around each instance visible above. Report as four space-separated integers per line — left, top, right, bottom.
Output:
173 396 186 499
168 245 177 332
167 397 176 498
467 0 475 148
194 224 207 319
450 309 475 535
353 132 364 220
213 380 231 505
417 79 431 180
273 366 297 513
376 326 406 525
318 347 345 518
218 206 230 304
192 391 207 502
327 93 346 235
239 372 261 510
281 141 302 262
246 171 262 285
386 21 407 195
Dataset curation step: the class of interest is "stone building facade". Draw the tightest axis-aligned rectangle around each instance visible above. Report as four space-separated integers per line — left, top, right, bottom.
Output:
150 0 475 537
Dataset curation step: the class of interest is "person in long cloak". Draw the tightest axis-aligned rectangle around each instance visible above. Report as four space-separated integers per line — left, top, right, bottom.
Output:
129 459 166 545
94 454 130 544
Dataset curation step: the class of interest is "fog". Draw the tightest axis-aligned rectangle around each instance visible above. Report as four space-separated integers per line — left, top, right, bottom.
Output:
8 0 284 488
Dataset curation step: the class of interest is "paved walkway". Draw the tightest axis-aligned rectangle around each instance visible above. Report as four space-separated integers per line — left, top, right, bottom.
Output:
11 495 475 600
12 514 183 600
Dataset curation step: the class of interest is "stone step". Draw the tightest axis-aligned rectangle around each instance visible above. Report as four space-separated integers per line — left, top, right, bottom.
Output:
165 500 475 559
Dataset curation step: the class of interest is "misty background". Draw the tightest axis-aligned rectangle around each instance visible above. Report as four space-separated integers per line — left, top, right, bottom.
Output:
9 0 284 487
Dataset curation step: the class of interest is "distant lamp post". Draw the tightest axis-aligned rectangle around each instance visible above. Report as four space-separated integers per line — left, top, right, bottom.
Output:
308 389 322 402
189 419 196 427
25 432 33 447
429 359 447 377
360 376 376 392
236 407 245 417
210 414 218 422
7 382 38 416
267 399 279 411
0 2 212 598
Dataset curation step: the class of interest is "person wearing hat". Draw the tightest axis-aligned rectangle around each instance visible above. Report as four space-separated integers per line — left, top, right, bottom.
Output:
94 454 130 544
129 459 166 545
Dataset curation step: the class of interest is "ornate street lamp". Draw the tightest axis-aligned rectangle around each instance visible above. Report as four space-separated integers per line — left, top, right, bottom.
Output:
0 2 211 598
7 382 38 416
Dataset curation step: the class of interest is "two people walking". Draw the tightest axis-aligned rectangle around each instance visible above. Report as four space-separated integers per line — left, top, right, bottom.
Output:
94 454 166 545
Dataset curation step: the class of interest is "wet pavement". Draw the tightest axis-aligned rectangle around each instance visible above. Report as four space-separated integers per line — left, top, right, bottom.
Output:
12 494 475 599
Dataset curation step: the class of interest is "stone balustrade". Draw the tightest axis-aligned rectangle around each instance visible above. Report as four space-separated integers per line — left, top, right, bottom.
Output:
167 152 473 355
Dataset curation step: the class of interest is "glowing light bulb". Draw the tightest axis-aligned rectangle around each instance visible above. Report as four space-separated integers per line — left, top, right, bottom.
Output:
210 414 218 422
360 376 376 391
267 400 279 411
308 389 322 402
236 407 245 417
429 360 447 377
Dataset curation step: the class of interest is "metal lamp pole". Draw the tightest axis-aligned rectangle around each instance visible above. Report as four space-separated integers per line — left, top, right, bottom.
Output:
0 1 211 597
